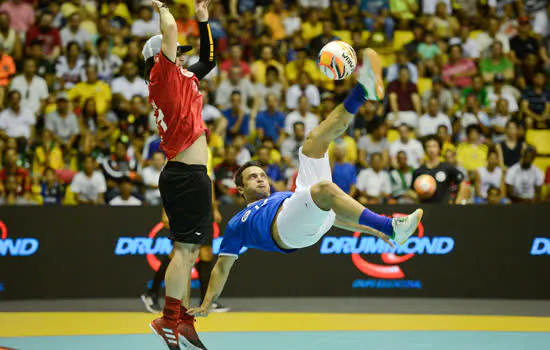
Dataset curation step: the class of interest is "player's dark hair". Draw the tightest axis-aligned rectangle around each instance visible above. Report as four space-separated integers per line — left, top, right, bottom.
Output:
144 56 155 83
235 161 260 188
423 134 443 150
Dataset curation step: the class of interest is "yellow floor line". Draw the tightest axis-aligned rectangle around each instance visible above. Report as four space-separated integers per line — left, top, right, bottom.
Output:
1 312 549 338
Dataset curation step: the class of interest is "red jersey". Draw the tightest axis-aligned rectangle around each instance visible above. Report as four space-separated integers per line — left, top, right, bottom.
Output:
148 53 207 160
0 167 31 195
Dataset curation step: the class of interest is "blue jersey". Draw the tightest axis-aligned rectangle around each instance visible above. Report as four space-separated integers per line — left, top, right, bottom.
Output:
219 192 296 257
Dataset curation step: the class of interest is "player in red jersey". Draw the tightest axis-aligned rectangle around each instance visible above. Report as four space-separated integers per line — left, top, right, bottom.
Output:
144 1 215 349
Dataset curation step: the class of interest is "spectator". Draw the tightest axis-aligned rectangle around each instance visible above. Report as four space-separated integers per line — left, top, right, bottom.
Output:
389 124 424 169
426 1 459 39
25 12 62 62
386 50 419 83
389 0 419 28
443 45 477 90
421 77 453 114
489 98 512 143
521 0 549 37
417 31 440 75
100 139 139 200
476 17 510 57
521 71 550 130
387 67 422 128
68 65 112 116
505 146 544 203
233 134 252 166
257 146 285 191
111 61 148 103
283 3 301 37
255 94 285 143
0 148 31 199
358 121 389 168
26 39 55 85
0 90 35 143
422 0 452 15
301 9 323 42
418 97 453 138
329 133 358 164
175 4 198 42
250 45 284 85
215 65 255 111
480 42 514 84
87 36 122 82
0 0 35 35
118 95 150 138
200 88 226 136
475 148 505 202
55 41 85 90
0 43 16 109
39 167 64 205
281 121 306 169
285 47 319 86
452 24 480 59
510 16 548 64
263 0 286 41
109 177 142 206
460 75 490 111
60 12 91 51
457 125 489 173
223 91 250 143
214 145 241 204
496 120 527 169
437 124 457 157
517 53 543 90
389 150 415 204
220 44 250 77
130 5 159 39
299 0 330 10
412 135 466 204
331 143 357 196
9 58 49 116
352 101 385 138
361 0 395 41
32 130 63 176
0 174 34 205
455 94 490 141
256 65 284 111
285 96 319 137
356 152 391 205
487 74 519 113
0 12 22 61
310 20 340 55
403 25 424 61
286 72 321 110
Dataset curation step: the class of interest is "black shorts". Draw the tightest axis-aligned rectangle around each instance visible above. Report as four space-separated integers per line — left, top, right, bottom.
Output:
159 162 213 245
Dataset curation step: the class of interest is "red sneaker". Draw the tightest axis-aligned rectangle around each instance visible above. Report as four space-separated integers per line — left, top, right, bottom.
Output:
150 317 180 350
178 315 208 350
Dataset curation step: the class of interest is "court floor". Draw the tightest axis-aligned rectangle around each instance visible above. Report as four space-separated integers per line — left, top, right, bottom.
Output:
1 299 549 350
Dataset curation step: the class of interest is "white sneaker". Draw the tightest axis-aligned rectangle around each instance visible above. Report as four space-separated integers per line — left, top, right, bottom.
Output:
210 302 230 313
392 209 423 245
356 48 385 101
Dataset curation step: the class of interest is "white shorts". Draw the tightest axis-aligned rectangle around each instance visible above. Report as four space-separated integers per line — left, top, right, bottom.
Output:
276 148 336 249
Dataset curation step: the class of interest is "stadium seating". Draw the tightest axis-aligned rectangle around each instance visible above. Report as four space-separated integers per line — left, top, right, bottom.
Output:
526 130 550 155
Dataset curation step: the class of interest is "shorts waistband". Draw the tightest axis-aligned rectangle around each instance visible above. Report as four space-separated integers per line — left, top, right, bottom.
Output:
164 161 207 172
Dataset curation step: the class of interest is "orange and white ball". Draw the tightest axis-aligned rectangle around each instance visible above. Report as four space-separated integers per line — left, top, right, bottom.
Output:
414 174 437 199
317 41 357 80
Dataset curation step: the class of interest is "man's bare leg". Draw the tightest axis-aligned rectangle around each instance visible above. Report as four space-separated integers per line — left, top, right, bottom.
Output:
164 242 200 319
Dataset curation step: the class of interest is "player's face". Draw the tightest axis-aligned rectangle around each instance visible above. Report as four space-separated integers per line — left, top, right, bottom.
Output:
241 166 270 201
176 53 186 67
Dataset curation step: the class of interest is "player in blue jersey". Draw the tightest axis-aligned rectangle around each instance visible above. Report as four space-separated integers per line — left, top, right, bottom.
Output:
187 49 423 319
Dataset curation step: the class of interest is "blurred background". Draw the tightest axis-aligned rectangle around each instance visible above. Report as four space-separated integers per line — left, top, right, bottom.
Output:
0 0 549 207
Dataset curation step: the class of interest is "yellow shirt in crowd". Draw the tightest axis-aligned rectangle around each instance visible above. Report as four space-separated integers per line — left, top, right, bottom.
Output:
263 11 286 41
329 136 358 164
68 81 112 115
301 22 322 42
456 143 488 172
251 59 285 84
33 145 64 175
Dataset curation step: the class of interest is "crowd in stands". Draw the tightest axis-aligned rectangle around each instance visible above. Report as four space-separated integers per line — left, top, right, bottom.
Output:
0 0 549 206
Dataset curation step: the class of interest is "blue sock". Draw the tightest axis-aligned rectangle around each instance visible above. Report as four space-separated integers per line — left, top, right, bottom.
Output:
359 208 394 238
343 84 367 114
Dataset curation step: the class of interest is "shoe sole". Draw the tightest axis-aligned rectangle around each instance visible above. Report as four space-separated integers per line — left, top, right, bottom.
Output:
363 48 385 100
149 323 181 350
396 209 424 245
179 336 206 350
141 295 161 314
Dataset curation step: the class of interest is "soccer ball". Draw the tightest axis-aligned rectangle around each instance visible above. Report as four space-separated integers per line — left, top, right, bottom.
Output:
317 40 357 80
414 174 437 199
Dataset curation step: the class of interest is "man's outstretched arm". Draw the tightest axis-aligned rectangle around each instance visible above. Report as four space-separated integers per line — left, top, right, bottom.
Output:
187 254 237 317
187 0 216 81
152 0 178 62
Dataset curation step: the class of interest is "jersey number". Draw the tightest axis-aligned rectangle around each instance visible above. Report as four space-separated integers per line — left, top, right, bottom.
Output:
151 101 167 133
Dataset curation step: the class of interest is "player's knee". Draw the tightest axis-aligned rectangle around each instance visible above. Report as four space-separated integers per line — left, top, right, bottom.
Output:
311 180 338 208
173 242 200 262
